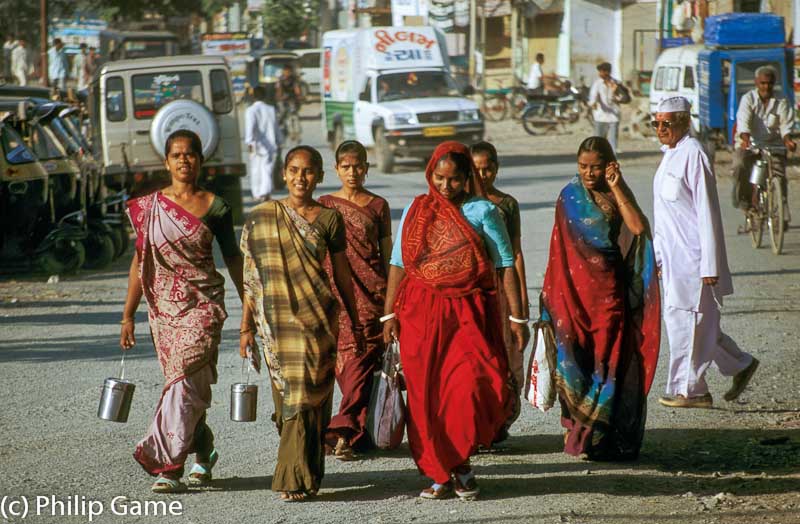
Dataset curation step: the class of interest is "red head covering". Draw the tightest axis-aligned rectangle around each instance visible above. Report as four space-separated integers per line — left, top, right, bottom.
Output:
401 141 493 294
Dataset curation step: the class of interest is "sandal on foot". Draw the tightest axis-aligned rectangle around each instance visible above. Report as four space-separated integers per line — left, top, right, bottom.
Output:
279 491 308 503
453 469 480 500
333 437 355 461
187 449 219 486
151 476 187 494
419 481 454 500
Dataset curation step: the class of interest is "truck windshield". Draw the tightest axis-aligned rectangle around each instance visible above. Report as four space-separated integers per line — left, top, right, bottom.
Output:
377 71 461 102
132 71 204 119
0 125 36 164
123 40 172 59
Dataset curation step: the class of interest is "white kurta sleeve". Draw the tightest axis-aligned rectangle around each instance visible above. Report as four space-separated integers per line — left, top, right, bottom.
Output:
588 80 600 106
690 150 723 279
736 92 753 138
244 106 256 146
779 98 795 138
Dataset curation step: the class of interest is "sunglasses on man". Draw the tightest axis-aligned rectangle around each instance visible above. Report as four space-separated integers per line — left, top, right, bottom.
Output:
650 120 673 130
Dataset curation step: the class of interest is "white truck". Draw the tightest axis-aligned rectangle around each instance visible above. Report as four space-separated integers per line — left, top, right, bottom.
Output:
321 26 483 173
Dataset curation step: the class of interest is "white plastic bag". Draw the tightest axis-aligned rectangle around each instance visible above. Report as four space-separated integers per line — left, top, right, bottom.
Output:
525 321 556 412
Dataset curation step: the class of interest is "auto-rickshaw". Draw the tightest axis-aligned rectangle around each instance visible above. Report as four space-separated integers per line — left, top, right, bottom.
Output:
0 106 85 274
0 100 87 272
34 100 117 269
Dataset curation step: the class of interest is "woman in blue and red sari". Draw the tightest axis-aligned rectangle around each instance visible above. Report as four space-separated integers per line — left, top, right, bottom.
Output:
382 141 530 500
121 130 244 493
541 136 660 461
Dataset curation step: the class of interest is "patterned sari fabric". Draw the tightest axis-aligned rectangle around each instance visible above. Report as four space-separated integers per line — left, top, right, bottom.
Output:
241 200 342 493
397 141 511 484
541 176 660 460
127 193 227 475
241 200 340 420
318 194 390 449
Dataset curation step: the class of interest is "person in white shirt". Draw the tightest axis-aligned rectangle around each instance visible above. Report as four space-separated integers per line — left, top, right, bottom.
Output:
652 96 759 409
588 62 621 152
3 35 16 82
10 38 31 86
245 85 282 202
526 53 545 93
73 43 88 90
732 66 795 219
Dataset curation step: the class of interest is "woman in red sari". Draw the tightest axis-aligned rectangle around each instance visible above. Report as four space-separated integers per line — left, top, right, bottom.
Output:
319 141 392 459
382 141 530 500
541 137 660 461
120 130 244 493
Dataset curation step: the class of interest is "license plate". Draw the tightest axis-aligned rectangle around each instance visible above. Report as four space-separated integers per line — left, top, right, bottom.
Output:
423 126 455 137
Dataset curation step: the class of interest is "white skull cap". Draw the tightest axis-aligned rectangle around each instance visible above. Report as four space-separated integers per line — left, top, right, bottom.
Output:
656 96 691 113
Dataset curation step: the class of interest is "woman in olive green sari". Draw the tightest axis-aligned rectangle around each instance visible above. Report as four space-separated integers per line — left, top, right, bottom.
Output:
239 145 364 502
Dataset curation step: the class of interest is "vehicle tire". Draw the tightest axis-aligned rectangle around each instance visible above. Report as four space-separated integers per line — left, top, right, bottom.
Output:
767 176 785 255
747 205 763 249
374 126 394 174
482 95 508 122
38 238 86 275
521 105 552 136
215 175 245 225
82 230 115 270
150 100 220 159
332 123 344 149
116 224 130 258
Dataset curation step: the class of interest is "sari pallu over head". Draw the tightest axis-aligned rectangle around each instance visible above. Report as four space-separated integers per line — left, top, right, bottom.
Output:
401 141 492 294
242 200 340 420
127 193 227 389
541 176 661 426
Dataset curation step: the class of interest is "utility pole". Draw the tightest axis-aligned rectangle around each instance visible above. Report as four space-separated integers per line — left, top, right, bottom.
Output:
468 0 476 85
40 0 48 86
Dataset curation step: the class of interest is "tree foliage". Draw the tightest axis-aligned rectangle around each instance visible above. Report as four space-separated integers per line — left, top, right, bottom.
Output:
262 0 318 47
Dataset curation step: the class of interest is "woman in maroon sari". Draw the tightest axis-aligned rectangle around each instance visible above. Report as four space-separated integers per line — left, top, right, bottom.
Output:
319 141 392 459
382 141 530 500
120 130 244 493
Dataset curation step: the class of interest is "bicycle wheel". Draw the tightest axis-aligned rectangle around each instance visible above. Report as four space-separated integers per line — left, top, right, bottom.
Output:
767 175 785 255
510 91 528 120
747 197 763 249
482 95 508 122
288 113 302 144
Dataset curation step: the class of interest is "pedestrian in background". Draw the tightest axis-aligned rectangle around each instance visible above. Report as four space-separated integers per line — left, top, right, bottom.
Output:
121 129 244 493
319 140 392 460
48 38 69 91
3 34 16 82
652 96 759 409
73 43 88 90
239 146 364 503
588 62 621 152
84 46 98 84
244 85 281 202
541 136 661 460
11 38 31 86
470 141 528 442
383 141 529 500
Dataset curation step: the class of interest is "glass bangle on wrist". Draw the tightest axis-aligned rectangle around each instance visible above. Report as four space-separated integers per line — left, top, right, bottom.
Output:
379 312 396 323
508 315 529 325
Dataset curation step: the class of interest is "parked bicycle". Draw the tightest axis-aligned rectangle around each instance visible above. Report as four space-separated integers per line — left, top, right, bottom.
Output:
479 79 528 122
277 99 302 145
744 143 788 255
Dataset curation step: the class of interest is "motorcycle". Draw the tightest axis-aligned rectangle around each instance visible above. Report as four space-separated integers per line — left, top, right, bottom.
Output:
519 78 592 136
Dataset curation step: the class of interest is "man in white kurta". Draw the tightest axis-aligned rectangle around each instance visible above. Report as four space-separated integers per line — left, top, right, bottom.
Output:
652 96 759 408
244 86 281 201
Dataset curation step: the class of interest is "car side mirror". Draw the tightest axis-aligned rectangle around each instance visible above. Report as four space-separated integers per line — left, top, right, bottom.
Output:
462 85 475 96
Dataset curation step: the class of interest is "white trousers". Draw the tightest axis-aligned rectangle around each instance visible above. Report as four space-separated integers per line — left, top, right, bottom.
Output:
248 152 275 200
663 285 752 397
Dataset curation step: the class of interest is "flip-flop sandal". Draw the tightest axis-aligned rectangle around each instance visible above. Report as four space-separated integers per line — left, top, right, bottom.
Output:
453 470 480 500
279 491 308 503
187 449 219 486
151 476 187 494
419 482 454 500
333 438 356 461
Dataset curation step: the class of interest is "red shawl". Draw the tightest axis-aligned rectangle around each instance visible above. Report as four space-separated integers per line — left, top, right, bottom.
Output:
401 141 492 294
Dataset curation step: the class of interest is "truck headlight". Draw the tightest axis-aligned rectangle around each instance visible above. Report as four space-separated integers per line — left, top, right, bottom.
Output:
390 112 418 126
459 109 481 122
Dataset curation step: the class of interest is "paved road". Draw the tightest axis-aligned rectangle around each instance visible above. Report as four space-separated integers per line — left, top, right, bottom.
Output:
1 104 799 524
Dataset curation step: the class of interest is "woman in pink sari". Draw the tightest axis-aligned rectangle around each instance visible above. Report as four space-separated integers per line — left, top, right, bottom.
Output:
319 140 392 459
120 130 244 493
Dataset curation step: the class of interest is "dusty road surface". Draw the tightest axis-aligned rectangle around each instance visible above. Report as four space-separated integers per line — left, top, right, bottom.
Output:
1 103 799 524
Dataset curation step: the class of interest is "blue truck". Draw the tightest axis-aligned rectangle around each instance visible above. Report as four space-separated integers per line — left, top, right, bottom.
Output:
698 13 795 154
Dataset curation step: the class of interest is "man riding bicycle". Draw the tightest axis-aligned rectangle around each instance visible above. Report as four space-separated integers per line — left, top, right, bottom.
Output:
733 65 795 223
275 64 302 117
